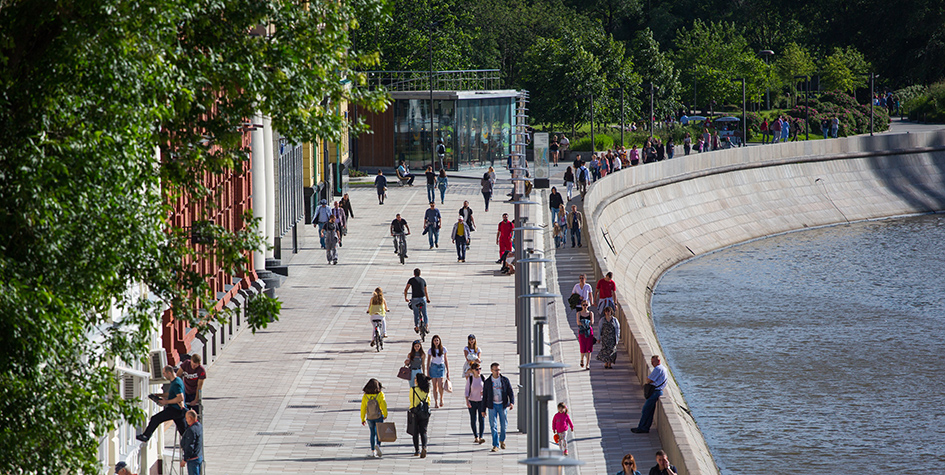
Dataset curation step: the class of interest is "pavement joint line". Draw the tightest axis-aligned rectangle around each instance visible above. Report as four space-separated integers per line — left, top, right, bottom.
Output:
242 189 420 473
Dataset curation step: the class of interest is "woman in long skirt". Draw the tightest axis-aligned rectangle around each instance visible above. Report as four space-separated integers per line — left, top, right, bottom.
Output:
596 306 620 369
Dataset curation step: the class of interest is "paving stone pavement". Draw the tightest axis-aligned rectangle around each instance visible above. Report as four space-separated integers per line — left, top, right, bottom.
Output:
192 166 666 475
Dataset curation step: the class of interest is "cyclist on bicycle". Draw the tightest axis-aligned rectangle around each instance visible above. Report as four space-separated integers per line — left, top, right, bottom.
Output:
390 213 411 258
404 268 431 334
366 287 390 343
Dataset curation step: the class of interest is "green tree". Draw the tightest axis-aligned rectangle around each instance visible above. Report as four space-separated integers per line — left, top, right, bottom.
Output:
775 42 817 100
672 20 768 113
821 46 871 93
633 28 680 121
0 1 388 474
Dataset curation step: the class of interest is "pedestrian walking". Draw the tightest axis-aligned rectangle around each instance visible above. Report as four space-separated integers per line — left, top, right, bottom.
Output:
427 335 450 408
666 139 675 160
360 378 388 458
481 172 494 212
313 199 331 248
563 166 575 200
366 288 390 341
405 340 426 389
340 193 354 219
551 402 574 456
451 216 469 262
617 453 642 475
760 118 769 145
567 205 583 248
549 187 564 224
550 137 559 166
553 222 564 248
374 171 387 205
631 355 669 434
331 201 346 247
577 163 589 196
648 450 678 475
683 134 691 156
179 410 203 475
321 214 340 265
822 118 830 139
481 362 514 452
596 272 616 313
436 169 449 204
596 306 620 369
830 116 840 138
576 300 594 369
465 363 486 444
409 373 432 458
559 134 570 160
770 117 781 144
496 213 514 263
423 202 442 249
463 334 482 377
459 201 476 247
425 166 436 204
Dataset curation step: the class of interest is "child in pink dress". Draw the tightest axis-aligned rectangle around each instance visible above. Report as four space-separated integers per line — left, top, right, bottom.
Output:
551 402 575 455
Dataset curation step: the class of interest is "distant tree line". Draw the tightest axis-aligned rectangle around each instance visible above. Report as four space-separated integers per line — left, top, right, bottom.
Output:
354 0 945 127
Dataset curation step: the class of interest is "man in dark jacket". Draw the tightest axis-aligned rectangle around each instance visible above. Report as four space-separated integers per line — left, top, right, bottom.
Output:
180 410 203 475
480 362 514 452
549 187 564 223
648 449 677 475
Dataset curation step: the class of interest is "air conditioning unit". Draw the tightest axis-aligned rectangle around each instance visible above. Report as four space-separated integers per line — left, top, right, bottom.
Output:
122 374 137 400
149 349 167 380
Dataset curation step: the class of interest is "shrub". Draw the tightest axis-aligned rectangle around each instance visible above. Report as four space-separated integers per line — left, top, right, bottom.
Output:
908 80 945 123
572 134 614 152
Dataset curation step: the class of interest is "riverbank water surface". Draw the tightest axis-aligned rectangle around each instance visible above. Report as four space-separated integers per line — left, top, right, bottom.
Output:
651 213 945 474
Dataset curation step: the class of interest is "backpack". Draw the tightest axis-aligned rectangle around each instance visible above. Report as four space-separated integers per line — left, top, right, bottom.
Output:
365 395 383 420
411 388 430 416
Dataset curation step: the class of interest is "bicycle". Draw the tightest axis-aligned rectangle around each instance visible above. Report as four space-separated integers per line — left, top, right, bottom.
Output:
371 320 384 352
408 299 428 343
393 232 408 264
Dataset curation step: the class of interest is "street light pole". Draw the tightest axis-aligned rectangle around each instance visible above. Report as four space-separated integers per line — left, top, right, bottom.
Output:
649 83 655 137
759 50 774 110
620 87 625 147
429 18 435 170
794 75 810 140
869 72 875 136
590 93 595 154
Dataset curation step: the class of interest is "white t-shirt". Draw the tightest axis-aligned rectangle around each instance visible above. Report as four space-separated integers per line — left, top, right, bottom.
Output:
571 282 592 301
428 347 447 365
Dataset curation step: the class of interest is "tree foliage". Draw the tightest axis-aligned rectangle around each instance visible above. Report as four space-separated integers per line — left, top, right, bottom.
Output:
0 1 388 474
632 28 680 119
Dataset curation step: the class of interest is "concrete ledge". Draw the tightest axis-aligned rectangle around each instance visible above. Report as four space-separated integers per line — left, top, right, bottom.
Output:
583 130 945 475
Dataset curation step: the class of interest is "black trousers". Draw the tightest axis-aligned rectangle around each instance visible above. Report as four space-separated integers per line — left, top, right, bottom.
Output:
412 414 429 451
142 404 186 439
467 400 485 438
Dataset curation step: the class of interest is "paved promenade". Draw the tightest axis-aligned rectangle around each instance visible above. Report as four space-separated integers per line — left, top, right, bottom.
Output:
192 167 665 474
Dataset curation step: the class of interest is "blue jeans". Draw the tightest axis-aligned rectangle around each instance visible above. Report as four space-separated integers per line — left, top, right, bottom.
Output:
426 226 439 247
438 186 446 203
636 388 662 431
317 222 326 248
367 417 384 450
488 405 508 447
468 400 485 438
455 235 467 260
550 207 559 225
410 297 428 329
823 126 829 139
570 226 581 246
427 185 436 203
186 458 202 475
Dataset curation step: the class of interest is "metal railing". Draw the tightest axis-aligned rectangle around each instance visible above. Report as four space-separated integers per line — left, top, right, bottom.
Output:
360 69 502 92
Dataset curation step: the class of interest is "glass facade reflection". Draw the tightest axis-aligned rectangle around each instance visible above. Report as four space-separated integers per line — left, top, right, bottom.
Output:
392 93 516 171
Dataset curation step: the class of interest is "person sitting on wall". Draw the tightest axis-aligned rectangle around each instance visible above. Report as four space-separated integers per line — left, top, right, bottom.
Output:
397 161 415 186
136 365 187 442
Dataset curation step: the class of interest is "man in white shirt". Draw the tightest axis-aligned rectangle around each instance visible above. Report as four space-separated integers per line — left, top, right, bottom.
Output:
571 273 593 307
631 355 669 434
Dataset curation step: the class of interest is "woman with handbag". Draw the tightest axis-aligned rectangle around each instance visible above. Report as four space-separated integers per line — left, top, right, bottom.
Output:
597 306 620 369
360 378 388 458
576 300 594 369
409 373 432 458
426 335 450 408
404 340 426 388
464 363 486 444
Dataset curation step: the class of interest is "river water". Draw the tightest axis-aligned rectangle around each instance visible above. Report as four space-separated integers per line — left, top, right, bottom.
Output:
651 214 945 474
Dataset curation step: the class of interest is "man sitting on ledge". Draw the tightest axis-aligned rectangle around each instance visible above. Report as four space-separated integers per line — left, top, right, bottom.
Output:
136 365 187 442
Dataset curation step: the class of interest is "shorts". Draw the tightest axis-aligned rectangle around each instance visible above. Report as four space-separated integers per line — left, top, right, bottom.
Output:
429 363 446 379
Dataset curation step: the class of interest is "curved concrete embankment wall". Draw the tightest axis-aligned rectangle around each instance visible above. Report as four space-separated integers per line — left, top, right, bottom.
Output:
583 130 945 475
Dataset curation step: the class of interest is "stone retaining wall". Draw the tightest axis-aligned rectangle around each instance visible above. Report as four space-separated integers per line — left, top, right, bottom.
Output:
582 130 945 475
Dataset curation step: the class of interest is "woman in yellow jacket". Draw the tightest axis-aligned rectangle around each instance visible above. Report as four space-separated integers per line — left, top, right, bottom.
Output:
409 373 432 458
361 378 388 458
